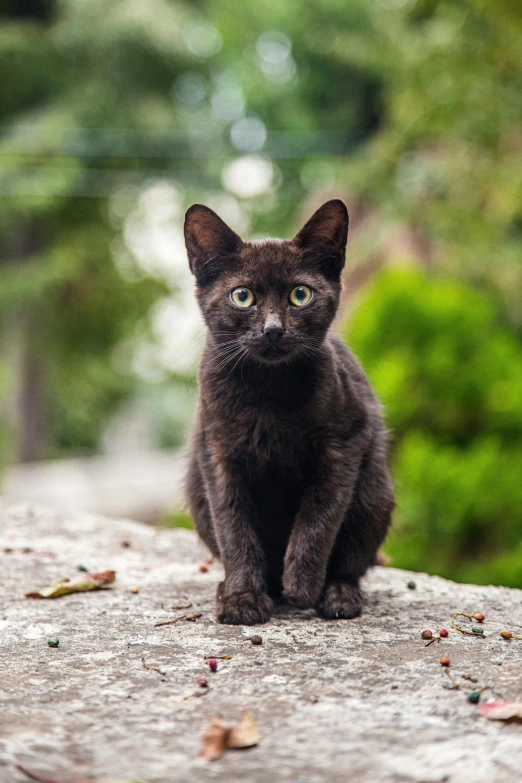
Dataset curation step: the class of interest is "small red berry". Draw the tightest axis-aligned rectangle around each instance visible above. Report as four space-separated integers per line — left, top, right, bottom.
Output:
199 564 208 573
439 629 449 638
197 676 209 688
421 630 433 640
208 659 218 673
251 635 263 645
440 657 451 667
473 613 485 622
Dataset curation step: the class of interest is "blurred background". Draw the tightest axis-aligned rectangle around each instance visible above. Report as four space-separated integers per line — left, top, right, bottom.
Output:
1 0 522 587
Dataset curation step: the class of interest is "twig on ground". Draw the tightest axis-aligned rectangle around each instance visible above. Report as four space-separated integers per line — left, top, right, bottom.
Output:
184 688 211 700
154 612 202 627
141 657 166 676
451 612 485 636
204 655 231 660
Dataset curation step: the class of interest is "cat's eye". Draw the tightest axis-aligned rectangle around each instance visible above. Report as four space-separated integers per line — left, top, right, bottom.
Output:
289 285 313 307
230 287 255 308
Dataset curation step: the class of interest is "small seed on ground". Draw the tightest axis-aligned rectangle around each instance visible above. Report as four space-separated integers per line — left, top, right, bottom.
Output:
500 630 513 640
47 638 60 648
473 613 485 622
77 564 88 572
467 690 481 704
472 626 484 634
421 630 433 640
407 581 416 590
440 657 451 666
208 659 218 673
130 587 139 594
251 635 263 645
439 629 449 638
197 676 209 688
199 564 208 573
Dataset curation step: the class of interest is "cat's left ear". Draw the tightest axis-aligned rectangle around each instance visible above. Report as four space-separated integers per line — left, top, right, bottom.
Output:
184 204 243 281
293 199 349 277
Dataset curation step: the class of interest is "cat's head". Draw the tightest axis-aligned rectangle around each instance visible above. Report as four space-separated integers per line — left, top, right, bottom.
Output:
184 199 348 365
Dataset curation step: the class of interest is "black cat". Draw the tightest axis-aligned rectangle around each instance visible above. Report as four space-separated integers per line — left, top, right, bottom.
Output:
184 199 394 624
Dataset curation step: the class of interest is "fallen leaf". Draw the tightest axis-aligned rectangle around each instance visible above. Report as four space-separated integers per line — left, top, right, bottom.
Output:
25 570 115 599
198 712 260 761
16 765 87 783
16 763 142 783
227 711 260 749
478 701 522 721
199 714 230 761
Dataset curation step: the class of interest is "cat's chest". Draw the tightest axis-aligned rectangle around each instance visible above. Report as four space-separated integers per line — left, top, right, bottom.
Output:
221 405 313 468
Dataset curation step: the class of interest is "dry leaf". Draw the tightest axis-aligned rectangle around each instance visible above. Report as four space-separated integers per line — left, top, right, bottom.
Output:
478 701 522 721
16 764 141 783
227 711 260 749
199 712 260 761
25 570 115 599
199 714 230 761
16 763 143 782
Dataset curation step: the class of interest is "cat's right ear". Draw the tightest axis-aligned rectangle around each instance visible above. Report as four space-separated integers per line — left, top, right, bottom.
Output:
184 204 243 281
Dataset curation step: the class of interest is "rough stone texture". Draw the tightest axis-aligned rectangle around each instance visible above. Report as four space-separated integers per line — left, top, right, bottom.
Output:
1 501 522 783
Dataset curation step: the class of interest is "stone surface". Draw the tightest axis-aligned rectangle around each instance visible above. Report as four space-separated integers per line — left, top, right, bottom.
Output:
1 501 522 783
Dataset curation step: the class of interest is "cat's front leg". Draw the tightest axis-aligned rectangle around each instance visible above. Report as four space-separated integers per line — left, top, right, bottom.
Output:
283 436 366 610
204 457 273 625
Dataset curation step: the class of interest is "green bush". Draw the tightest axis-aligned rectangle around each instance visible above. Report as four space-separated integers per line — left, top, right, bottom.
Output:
346 268 522 587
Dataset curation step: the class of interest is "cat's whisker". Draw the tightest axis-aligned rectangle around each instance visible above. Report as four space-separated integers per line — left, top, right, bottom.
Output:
226 347 250 380
212 345 245 374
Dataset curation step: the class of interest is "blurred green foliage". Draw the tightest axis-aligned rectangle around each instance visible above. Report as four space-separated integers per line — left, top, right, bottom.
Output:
347 269 522 587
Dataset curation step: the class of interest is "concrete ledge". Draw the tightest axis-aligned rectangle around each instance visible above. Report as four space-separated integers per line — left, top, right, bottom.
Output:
1 501 522 783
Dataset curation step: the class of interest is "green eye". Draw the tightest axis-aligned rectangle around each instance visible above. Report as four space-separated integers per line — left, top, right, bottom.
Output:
289 285 313 307
231 287 255 308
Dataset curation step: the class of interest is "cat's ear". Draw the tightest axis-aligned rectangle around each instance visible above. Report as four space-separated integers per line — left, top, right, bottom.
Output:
184 204 243 280
293 199 349 277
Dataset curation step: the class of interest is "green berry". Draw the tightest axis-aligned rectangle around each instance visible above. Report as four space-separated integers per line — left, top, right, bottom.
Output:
407 581 416 590
472 626 484 634
467 690 480 704
77 564 88 572
47 637 60 648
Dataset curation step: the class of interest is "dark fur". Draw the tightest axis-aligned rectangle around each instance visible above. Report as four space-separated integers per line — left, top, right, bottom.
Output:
184 199 394 624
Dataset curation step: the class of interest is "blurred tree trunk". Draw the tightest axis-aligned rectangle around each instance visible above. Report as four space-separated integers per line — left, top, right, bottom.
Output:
17 311 47 462
4 223 49 463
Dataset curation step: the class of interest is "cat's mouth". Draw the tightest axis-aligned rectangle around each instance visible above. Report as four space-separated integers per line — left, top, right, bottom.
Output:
257 344 289 362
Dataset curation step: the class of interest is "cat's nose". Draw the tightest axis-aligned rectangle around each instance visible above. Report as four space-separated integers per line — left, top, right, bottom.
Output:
265 326 284 344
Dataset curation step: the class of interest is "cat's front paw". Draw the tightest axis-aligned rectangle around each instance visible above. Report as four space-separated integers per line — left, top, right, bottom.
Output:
216 583 273 625
283 574 322 609
318 581 363 619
